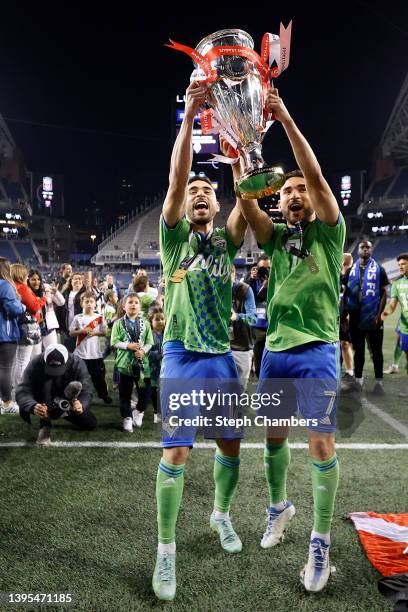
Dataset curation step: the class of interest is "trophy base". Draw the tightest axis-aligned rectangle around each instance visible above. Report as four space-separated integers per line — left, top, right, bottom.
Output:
235 167 285 200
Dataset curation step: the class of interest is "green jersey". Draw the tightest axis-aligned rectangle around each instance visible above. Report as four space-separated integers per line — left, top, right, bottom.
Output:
160 216 238 353
391 275 408 334
111 315 153 378
262 215 346 351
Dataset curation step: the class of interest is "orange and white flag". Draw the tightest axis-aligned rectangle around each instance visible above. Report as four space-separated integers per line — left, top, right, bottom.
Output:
349 512 408 577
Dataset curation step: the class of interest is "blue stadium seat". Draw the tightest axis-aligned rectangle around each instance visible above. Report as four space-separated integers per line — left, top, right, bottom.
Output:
367 176 394 199
373 236 408 262
387 167 408 199
0 178 24 201
0 240 18 262
14 242 38 265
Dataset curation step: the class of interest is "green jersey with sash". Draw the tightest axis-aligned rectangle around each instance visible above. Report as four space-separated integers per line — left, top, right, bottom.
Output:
391 275 408 334
160 216 238 353
262 215 346 352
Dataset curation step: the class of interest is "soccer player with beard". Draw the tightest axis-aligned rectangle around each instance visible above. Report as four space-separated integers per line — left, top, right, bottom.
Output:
152 81 250 601
238 88 345 593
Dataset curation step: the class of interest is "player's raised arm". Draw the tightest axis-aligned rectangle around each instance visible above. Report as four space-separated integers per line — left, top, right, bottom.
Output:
266 88 339 227
162 81 207 227
222 139 249 247
228 143 273 246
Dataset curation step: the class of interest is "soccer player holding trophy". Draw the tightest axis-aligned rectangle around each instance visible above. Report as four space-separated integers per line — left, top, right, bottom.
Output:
152 82 251 601
240 87 345 592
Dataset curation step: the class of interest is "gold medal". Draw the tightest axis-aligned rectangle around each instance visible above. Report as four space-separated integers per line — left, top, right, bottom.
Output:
305 254 319 274
170 268 188 283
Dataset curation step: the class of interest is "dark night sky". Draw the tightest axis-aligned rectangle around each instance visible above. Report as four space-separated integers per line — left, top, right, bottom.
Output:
1 2 407 226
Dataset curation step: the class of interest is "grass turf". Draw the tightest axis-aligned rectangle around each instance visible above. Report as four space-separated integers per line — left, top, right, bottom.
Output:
0 310 406 610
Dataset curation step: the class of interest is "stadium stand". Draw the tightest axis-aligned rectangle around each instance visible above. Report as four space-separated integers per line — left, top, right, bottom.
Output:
0 240 18 261
94 196 259 267
388 166 408 199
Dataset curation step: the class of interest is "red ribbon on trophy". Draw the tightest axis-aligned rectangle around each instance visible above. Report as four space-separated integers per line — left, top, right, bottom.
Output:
167 23 292 85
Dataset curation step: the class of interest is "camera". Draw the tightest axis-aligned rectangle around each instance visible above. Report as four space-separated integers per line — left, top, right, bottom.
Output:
257 266 270 281
50 397 71 416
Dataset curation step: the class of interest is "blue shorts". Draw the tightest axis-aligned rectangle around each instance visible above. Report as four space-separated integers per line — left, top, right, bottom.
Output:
258 341 340 433
400 333 408 352
161 342 242 448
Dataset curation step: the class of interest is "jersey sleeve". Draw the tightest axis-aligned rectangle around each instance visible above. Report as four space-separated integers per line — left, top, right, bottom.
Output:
223 227 240 260
391 281 399 300
69 315 81 331
142 320 154 347
160 215 190 276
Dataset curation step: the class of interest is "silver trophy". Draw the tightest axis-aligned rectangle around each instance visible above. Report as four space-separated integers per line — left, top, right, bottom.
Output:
194 29 284 199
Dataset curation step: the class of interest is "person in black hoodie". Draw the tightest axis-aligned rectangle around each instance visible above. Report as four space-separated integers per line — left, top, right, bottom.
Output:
16 343 96 445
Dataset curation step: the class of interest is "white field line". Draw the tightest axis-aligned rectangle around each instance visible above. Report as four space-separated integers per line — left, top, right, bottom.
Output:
361 397 408 439
0 441 408 449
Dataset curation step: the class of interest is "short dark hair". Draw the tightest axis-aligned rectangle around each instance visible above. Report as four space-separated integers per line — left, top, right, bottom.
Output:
397 253 408 262
188 175 214 188
282 169 304 182
148 306 164 322
80 291 96 303
359 240 373 247
124 292 140 303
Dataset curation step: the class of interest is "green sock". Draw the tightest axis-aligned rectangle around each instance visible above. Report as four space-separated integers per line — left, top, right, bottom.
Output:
311 455 339 534
156 459 185 544
264 440 291 504
393 340 403 367
213 450 240 513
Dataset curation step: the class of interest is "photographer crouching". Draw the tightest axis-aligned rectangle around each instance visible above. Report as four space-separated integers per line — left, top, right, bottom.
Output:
16 343 97 445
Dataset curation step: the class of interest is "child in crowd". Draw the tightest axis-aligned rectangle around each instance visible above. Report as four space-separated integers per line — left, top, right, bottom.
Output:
69 291 112 404
148 306 165 424
111 293 153 432
103 289 119 390
103 290 118 357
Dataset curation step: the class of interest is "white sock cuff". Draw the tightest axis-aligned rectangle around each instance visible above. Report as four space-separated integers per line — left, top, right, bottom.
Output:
158 542 176 555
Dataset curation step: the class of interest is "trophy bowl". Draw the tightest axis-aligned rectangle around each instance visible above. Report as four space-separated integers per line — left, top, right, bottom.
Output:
195 29 284 199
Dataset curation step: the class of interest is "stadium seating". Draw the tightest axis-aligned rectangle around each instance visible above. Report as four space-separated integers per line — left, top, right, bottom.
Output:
372 236 408 262
0 177 24 201
387 167 408 199
14 241 38 265
94 197 259 266
367 176 394 200
0 240 18 262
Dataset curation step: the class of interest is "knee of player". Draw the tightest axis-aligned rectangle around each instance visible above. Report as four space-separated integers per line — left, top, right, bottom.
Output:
308 435 335 461
163 446 190 465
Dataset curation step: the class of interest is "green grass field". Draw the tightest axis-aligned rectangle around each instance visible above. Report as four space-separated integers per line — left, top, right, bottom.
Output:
0 312 406 611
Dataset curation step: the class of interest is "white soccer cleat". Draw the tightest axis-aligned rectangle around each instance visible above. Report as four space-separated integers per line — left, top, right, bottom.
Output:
154 413 161 424
132 409 144 428
261 502 296 548
123 417 133 433
36 426 52 446
300 537 334 592
2 401 19 414
384 364 399 374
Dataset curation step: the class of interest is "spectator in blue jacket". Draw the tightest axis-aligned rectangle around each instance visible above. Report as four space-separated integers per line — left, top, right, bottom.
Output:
0 257 25 413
